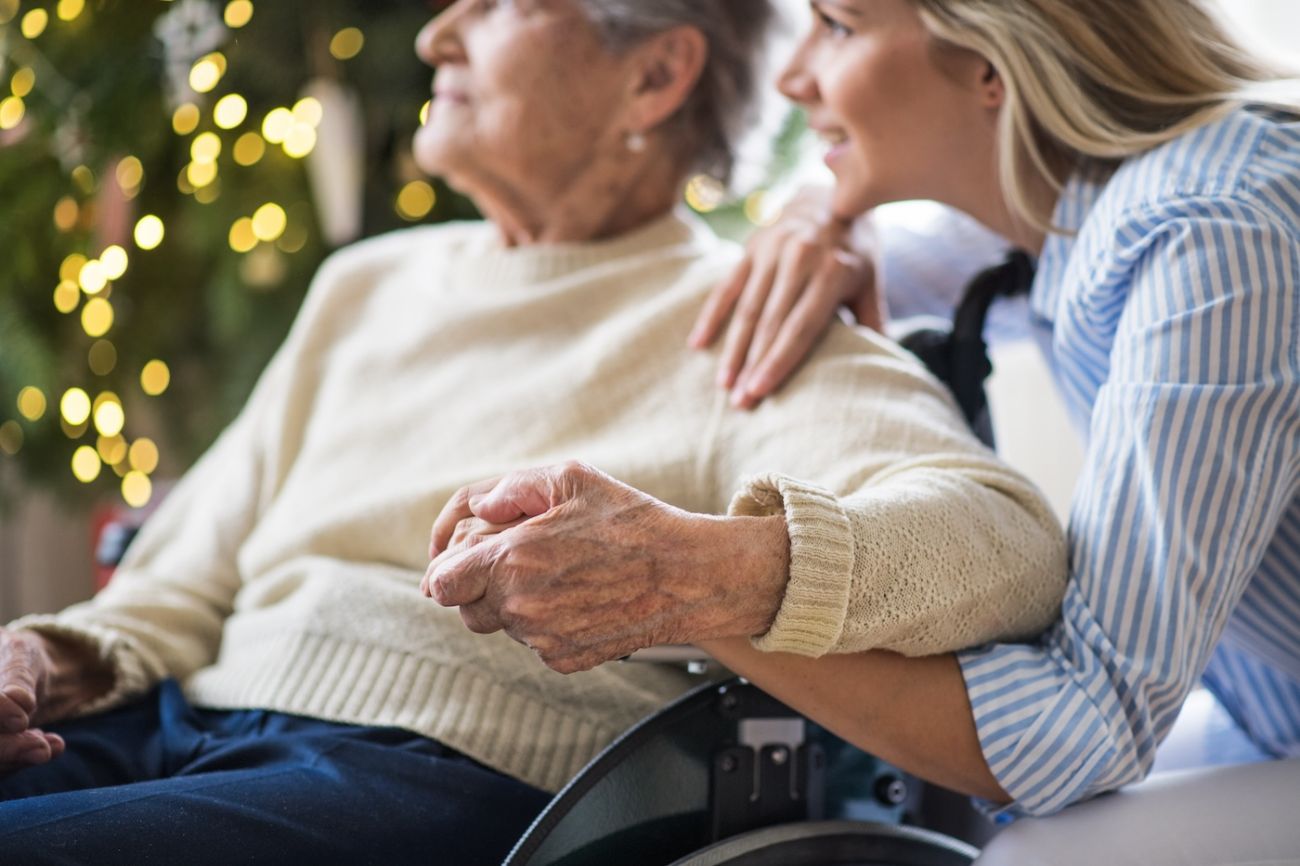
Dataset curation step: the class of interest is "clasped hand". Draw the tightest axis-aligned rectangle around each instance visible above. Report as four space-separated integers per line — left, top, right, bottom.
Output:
423 462 787 674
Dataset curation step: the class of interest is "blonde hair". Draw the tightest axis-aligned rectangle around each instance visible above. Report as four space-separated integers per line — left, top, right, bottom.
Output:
910 0 1300 231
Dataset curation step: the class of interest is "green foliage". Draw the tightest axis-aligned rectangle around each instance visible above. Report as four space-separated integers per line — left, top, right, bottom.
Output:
0 0 441 503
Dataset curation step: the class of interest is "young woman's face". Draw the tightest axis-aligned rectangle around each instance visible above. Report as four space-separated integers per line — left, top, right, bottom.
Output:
779 0 1000 221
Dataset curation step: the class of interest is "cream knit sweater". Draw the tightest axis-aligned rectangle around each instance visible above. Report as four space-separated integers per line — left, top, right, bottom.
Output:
15 212 1066 793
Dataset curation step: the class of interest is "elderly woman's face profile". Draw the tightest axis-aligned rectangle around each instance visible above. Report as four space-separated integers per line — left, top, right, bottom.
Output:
413 0 636 206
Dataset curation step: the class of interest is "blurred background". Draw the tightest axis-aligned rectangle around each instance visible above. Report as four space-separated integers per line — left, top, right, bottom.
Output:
1 0 1297 621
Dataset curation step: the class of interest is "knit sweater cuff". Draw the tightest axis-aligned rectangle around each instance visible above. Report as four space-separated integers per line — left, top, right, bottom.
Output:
9 615 157 718
728 474 855 657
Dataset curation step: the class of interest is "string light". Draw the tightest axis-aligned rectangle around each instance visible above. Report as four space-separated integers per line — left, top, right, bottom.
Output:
141 360 171 396
71 445 102 483
0 422 22 456
11 67 36 98
187 160 218 188
53 280 80 313
261 107 293 144
0 96 25 130
56 0 85 22
251 203 287 242
172 103 200 135
291 97 323 128
60 254 88 282
17 387 47 421
101 245 129 280
224 0 253 29
53 197 79 232
116 156 144 193
282 125 316 159
122 471 152 508
88 340 117 375
92 393 125 437
81 297 114 337
71 165 95 193
20 8 49 39
396 181 436 221
189 52 227 94
61 388 91 425
233 132 265 166
684 175 725 214
129 438 160 474
229 217 257 253
329 27 365 61
134 215 165 250
214 94 248 129
97 434 127 466
191 131 222 163
78 259 108 295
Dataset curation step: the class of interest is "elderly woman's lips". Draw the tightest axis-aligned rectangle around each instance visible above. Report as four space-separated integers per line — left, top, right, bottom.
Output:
433 91 469 105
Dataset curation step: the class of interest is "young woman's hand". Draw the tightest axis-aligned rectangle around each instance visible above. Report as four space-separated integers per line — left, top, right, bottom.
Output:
688 188 886 410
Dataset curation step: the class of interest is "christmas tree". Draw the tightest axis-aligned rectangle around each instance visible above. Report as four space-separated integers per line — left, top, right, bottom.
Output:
0 0 793 511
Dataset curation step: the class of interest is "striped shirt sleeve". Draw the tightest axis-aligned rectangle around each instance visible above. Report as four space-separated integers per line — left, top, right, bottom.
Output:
958 196 1300 817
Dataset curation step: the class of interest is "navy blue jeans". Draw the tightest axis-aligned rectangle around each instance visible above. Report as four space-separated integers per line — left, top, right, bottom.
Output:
0 681 551 865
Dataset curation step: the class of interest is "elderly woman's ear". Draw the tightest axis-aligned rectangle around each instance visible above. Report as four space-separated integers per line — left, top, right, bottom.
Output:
623 26 709 139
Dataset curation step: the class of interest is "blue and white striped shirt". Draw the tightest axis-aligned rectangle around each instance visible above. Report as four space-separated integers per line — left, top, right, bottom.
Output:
957 106 1300 818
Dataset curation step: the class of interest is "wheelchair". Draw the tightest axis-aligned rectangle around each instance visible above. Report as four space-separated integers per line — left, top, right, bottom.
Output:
504 673 988 866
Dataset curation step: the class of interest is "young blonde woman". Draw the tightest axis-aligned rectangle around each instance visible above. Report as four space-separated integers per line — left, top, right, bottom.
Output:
428 0 1300 860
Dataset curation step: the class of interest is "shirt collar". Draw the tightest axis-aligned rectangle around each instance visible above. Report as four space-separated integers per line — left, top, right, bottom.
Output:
1031 169 1109 322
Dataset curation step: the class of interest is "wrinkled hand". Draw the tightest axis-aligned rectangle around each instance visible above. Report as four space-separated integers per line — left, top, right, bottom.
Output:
0 628 66 777
689 187 885 410
424 461 788 674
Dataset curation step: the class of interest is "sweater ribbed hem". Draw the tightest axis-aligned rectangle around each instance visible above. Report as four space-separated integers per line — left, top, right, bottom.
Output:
10 616 157 718
728 474 855 657
182 631 622 793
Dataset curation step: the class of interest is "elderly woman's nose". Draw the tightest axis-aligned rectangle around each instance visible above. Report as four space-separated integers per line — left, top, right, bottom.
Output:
416 5 465 66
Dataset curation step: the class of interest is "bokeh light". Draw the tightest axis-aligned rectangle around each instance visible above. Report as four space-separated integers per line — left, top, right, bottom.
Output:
71 446 102 483
396 181 436 221
329 27 364 61
214 93 248 129
53 280 80 313
61 388 91 425
134 215 165 250
229 217 258 253
233 132 266 166
224 0 253 28
81 297 114 337
21 8 48 39
172 103 200 136
88 340 118 375
0 421 22 456
129 438 160 474
93 394 125 437
251 203 287 242
17 386 47 421
10 67 36 98
141 360 171 396
100 245 129 280
122 471 153 508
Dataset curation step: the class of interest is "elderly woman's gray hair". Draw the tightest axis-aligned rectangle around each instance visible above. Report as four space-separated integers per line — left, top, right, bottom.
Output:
575 0 791 192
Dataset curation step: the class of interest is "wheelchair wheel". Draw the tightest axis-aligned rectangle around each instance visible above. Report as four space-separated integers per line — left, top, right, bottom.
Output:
667 820 978 866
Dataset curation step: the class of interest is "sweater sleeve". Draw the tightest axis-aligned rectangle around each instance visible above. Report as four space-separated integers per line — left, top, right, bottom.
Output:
4 242 350 716
9 360 290 716
718 330 1068 658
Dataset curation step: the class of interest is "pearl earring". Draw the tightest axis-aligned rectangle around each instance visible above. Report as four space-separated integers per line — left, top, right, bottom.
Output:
625 131 646 153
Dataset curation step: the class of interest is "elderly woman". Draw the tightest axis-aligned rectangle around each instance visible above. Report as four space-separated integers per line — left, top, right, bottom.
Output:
0 1 1065 863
